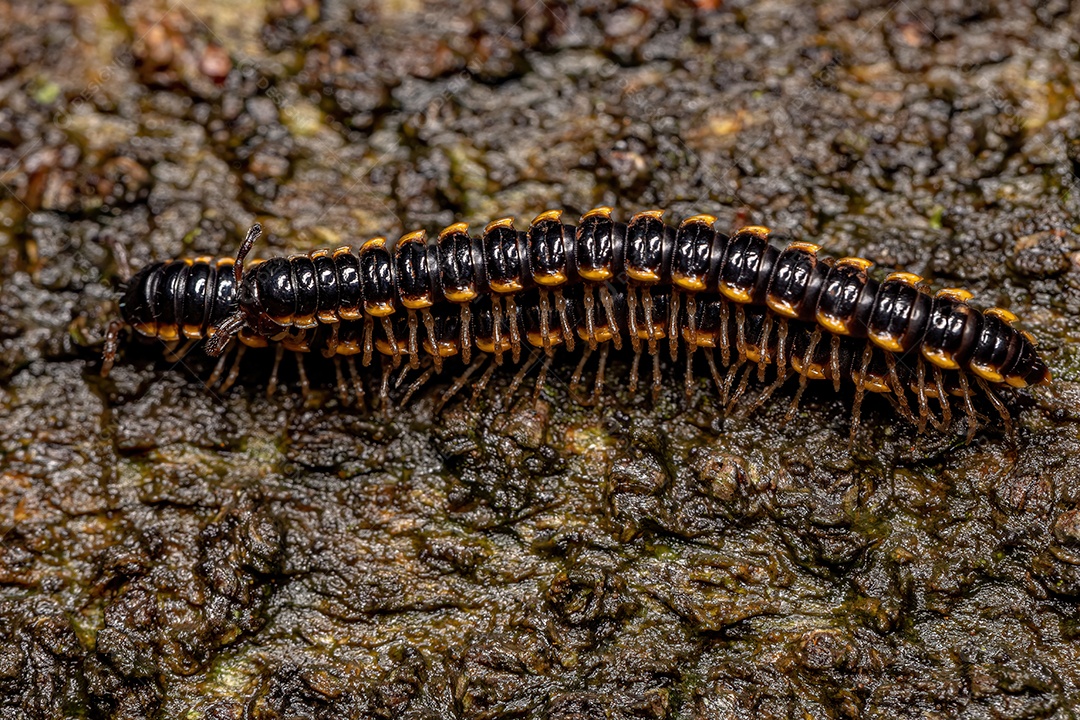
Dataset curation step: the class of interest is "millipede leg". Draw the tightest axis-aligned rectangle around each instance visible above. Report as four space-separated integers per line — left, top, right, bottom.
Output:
705 349 725 398
627 285 641 353
406 310 420 369
594 343 609 404
786 328 821 422
207 340 234 386
719 301 731 366
857 342 873 386
932 365 951 431
393 360 414 389
641 286 656 355
267 344 285 397
721 360 744 407
849 394 863 448
571 347 593 403
757 312 772 382
438 353 487 412
686 293 698 351
327 323 343 358
734 306 747 364
883 352 914 422
506 295 522 363
539 289 555 358
915 357 930 434
533 354 553 401
492 296 505 366
460 304 472 364
851 344 873 447
830 334 842 392
160 339 180 362
684 343 696 398
218 345 246 390
346 357 366 412
381 316 401 368
471 360 497 407
976 376 1014 441
682 298 700 398
399 366 435 409
219 344 247 393
362 317 374 367
726 363 753 413
333 356 350 405
295 353 310 398
555 289 574 352
786 376 809 423
958 370 978 443
380 361 391 414
668 289 680 361
630 347 642 395
749 368 791 416
507 351 538 400
421 309 442 373
101 320 123 377
651 344 662 402
776 318 788 374
599 285 621 351
583 285 598 350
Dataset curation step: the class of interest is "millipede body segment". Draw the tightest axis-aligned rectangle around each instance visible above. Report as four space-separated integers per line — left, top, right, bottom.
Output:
100 253 278 376
105 209 1051 438
204 211 1050 387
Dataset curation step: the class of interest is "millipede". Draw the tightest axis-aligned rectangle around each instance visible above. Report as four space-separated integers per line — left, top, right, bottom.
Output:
103 208 1052 441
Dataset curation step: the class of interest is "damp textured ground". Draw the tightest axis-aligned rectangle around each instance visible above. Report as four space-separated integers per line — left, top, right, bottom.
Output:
2 1 1080 718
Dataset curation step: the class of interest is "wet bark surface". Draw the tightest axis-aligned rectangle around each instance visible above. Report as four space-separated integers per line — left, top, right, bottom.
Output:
2 0 1080 717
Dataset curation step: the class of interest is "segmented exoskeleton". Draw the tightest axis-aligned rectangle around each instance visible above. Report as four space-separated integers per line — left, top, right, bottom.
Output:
106 210 1051 440
102 254 246 377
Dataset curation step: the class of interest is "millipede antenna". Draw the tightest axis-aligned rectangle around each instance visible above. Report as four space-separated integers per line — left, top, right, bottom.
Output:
205 311 245 357
234 223 262 284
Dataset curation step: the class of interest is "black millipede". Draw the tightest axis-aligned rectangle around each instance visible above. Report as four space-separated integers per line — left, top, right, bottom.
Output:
104 210 1052 440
